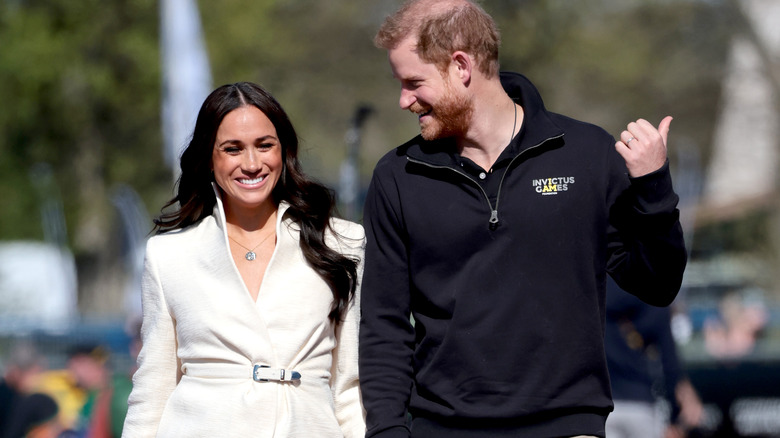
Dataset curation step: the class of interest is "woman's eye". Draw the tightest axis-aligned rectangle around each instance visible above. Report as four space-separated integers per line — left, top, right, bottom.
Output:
224 147 241 154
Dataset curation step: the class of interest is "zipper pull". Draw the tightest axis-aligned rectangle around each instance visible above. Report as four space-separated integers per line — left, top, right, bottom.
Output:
489 210 499 230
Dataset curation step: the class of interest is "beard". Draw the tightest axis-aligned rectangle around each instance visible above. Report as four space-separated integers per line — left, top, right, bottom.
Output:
414 85 474 141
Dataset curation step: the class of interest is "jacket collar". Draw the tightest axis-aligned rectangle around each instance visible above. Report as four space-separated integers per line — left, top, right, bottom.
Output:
404 72 564 166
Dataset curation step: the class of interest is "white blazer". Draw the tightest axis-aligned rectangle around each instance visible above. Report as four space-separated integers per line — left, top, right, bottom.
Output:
122 191 366 437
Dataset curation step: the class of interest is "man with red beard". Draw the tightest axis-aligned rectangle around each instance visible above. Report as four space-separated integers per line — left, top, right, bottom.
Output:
358 1 687 438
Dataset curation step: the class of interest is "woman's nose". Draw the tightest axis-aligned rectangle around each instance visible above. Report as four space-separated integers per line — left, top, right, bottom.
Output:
242 149 259 172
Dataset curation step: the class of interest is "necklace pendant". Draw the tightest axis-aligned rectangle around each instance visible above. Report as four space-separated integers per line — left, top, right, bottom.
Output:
245 251 256 261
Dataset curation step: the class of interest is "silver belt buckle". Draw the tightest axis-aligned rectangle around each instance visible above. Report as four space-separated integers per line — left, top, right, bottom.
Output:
253 364 302 382
253 364 270 382
280 369 301 381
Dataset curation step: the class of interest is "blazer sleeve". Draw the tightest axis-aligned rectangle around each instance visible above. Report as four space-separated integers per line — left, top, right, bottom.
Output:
331 228 367 438
122 239 181 437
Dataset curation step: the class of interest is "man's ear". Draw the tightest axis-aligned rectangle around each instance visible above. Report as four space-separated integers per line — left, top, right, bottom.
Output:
451 51 472 85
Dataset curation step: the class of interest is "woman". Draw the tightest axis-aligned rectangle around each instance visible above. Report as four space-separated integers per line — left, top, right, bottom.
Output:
122 82 365 437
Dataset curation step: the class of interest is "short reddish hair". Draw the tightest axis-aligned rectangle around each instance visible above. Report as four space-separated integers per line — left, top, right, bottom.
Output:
374 0 501 78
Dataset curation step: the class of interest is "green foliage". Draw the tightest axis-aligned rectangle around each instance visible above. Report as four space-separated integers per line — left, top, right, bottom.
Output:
0 0 167 246
0 0 756 281
492 0 733 155
198 1 406 182
695 209 775 257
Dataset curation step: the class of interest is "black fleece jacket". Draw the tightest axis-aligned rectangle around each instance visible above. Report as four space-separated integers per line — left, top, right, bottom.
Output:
359 72 687 438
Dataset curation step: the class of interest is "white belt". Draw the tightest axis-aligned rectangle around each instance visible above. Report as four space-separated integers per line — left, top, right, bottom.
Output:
184 363 301 383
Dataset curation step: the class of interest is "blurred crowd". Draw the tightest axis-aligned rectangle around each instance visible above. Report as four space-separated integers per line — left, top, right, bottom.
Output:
0 289 775 438
0 330 139 438
703 291 769 360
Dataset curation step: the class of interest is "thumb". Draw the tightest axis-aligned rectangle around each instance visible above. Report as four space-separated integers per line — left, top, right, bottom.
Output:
659 115 673 146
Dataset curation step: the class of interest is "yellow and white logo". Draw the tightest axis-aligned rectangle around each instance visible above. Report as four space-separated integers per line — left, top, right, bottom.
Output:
532 177 575 195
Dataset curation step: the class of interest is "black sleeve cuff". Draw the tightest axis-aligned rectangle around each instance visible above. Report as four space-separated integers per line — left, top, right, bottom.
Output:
628 161 679 213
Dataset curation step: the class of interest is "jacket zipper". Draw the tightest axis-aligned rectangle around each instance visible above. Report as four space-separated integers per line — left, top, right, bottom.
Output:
406 134 563 228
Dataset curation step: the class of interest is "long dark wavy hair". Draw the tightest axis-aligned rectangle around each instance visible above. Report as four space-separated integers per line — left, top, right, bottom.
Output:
154 82 359 323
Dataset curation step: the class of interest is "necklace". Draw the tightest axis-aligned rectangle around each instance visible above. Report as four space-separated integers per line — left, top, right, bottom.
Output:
228 231 276 261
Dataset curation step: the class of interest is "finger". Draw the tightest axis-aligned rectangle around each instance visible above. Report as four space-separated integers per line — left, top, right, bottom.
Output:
634 119 656 139
630 119 668 151
626 121 645 144
634 117 671 147
620 130 635 146
615 140 633 158
658 115 673 145
634 118 652 130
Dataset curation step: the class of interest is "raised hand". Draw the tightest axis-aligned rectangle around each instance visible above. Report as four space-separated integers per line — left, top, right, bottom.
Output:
615 116 673 177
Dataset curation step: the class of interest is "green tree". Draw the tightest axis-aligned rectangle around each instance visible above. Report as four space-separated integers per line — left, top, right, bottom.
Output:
1 0 752 316
0 0 167 314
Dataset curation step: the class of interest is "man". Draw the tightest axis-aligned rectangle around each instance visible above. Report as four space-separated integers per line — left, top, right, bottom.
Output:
604 277 702 438
358 1 687 437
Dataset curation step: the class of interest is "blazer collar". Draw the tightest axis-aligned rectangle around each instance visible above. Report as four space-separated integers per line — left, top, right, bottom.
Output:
209 182 291 233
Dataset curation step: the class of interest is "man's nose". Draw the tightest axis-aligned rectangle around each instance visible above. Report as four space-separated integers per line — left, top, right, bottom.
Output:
399 88 415 110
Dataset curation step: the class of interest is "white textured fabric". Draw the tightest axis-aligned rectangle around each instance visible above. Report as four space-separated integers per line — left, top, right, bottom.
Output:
122 195 366 438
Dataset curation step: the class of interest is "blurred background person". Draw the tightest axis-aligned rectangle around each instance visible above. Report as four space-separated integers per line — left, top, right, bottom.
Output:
703 291 768 359
108 319 142 438
0 341 47 435
2 392 67 438
34 344 112 438
605 278 704 438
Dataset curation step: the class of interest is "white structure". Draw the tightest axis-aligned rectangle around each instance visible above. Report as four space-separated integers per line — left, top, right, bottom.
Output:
0 241 78 334
702 0 780 217
160 0 213 176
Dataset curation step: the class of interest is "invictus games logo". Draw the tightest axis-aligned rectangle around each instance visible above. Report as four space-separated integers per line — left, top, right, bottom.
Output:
532 177 575 195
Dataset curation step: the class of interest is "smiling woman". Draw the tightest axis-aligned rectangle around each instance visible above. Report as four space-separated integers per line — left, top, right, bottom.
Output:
211 106 283 215
121 82 366 437
210 105 285 297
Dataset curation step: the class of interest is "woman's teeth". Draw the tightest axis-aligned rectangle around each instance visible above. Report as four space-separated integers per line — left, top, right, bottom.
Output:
239 176 264 184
